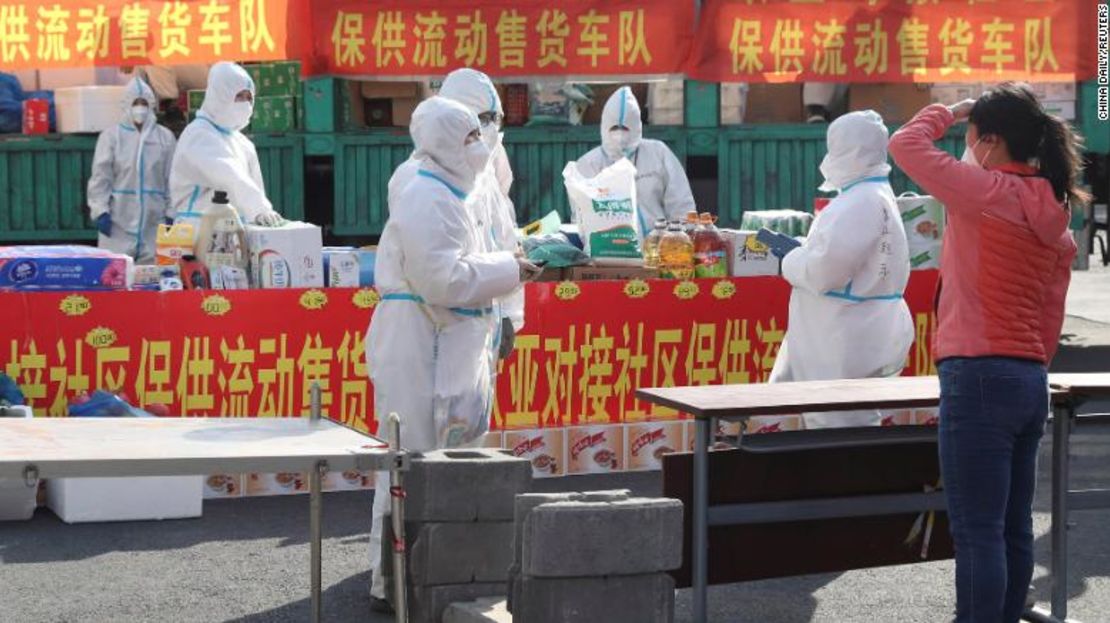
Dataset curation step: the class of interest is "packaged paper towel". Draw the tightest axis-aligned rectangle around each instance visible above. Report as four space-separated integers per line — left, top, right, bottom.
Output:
0 246 132 291
245 222 324 288
323 247 360 287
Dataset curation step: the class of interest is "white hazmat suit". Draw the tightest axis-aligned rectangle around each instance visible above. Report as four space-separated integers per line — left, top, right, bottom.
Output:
769 110 914 429
87 78 176 263
170 62 277 224
387 68 525 331
365 97 521 600
576 86 696 234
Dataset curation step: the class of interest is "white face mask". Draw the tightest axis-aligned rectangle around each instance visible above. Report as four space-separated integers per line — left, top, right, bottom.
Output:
227 100 253 131
961 137 994 169
465 141 492 177
131 105 150 126
606 129 636 157
481 123 501 153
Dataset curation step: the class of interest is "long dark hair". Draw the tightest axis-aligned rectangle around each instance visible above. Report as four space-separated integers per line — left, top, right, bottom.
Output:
969 82 1090 206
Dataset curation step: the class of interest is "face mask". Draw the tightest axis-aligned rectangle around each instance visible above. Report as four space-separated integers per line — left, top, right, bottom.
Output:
227 100 253 131
605 129 636 158
131 105 150 126
818 155 840 192
465 141 492 177
481 123 501 153
961 137 995 169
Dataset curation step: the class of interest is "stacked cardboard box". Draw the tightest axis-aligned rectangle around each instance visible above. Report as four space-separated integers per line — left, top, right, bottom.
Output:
244 61 302 132
647 79 684 125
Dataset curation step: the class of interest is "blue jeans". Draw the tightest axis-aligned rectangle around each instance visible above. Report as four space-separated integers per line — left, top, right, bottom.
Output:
938 356 1049 623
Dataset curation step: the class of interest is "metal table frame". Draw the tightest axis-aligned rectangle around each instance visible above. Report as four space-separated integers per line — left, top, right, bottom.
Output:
0 385 411 623
637 374 1110 623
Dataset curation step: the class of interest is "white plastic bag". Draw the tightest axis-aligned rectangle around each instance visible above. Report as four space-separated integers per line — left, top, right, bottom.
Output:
562 158 643 266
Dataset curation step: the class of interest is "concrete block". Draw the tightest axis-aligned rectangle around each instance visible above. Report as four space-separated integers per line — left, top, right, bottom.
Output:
512 490 630 566
442 597 512 623
409 582 505 623
406 449 533 522
408 522 514 586
517 573 675 623
522 498 683 577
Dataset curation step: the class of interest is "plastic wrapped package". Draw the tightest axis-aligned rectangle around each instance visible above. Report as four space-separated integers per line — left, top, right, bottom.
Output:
522 234 591 268
740 209 814 237
563 159 643 265
0 246 133 291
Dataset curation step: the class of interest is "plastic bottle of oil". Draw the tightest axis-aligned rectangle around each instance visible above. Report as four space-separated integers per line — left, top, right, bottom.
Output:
642 218 667 269
195 190 248 272
693 213 729 278
683 210 700 236
658 221 694 280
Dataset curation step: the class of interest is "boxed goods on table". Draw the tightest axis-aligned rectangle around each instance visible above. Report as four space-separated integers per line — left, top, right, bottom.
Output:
48 475 203 523
505 429 566 478
245 222 324 288
625 422 684 471
22 99 50 134
720 230 779 277
897 194 945 270
567 425 625 475
203 474 244 499
323 247 360 287
357 247 377 286
563 264 657 282
740 209 813 237
743 415 803 435
0 246 133 290
53 86 127 133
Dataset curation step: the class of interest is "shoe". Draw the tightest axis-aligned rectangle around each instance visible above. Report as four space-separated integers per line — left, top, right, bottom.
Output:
370 596 395 614
806 114 828 124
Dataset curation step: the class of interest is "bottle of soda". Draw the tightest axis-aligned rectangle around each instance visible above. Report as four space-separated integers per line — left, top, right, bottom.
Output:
693 213 729 278
658 221 695 280
642 218 667 269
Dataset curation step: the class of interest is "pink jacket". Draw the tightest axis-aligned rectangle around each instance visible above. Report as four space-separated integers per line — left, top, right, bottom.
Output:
889 104 1076 364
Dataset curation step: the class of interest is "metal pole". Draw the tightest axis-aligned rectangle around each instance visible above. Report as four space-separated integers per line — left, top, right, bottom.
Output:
693 417 710 623
310 459 325 623
310 381 322 422
389 413 409 623
1050 404 1073 620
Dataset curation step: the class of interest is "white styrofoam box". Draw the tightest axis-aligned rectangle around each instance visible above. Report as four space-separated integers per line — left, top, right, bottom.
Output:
648 80 684 110
0 406 37 521
54 86 128 133
1042 99 1076 121
246 221 324 288
930 83 983 107
650 107 684 125
721 104 745 125
323 247 360 287
1028 82 1077 102
721 229 780 277
720 83 750 108
47 476 203 523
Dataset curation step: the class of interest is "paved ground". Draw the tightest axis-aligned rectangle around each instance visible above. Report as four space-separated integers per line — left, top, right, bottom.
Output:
2 255 1108 623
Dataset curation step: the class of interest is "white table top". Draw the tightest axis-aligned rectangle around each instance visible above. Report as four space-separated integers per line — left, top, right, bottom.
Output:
0 417 401 479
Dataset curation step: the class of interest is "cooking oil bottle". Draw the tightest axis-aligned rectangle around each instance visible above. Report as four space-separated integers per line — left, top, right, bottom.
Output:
658 221 694 280
693 213 729 278
642 218 667 270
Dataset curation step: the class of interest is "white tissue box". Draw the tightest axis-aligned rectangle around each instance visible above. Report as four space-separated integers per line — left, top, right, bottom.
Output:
246 222 324 288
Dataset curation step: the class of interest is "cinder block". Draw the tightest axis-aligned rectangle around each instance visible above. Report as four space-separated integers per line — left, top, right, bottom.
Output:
408 522 514 586
517 573 675 623
409 582 506 623
522 498 683 577
406 449 533 522
443 597 512 623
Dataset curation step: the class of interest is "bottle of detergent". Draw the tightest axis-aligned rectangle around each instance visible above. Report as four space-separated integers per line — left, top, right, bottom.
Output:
642 218 667 270
195 190 248 273
693 213 729 278
658 221 694 280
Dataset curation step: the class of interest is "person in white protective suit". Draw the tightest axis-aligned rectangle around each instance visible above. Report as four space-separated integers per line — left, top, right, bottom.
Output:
169 62 284 226
576 86 696 235
87 77 176 263
365 96 542 612
768 110 914 429
386 68 525 355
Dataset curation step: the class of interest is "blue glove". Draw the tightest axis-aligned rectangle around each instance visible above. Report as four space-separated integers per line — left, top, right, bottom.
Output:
757 228 802 259
164 217 175 226
96 213 112 236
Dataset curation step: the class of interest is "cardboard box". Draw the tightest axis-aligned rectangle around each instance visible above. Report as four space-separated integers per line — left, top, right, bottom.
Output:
323 247 361 287
650 107 684 126
880 410 916 427
742 415 803 435
721 229 779 277
246 222 325 288
203 474 244 499
323 470 373 492
563 265 658 282
930 83 983 107
505 429 566 478
272 61 302 97
360 80 421 100
1027 82 1077 102
357 247 377 286
481 431 504 448
743 83 803 123
897 194 945 247
848 83 932 123
1042 99 1076 121
391 97 419 127
246 472 308 496
254 95 295 132
625 422 685 472
47 476 203 523
54 86 128 133
915 408 939 426
909 245 942 270
22 99 49 135
567 425 625 475
648 80 684 110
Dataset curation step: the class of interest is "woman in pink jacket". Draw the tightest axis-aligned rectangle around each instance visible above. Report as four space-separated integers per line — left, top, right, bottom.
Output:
890 83 1085 622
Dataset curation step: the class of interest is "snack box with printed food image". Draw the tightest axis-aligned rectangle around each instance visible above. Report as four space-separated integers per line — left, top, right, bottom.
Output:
896 194 946 246
481 431 504 448
880 410 916 427
626 422 684 472
323 470 374 492
203 474 244 499
567 425 625 475
246 472 308 496
682 420 741 452
742 415 803 435
915 408 939 426
505 429 566 478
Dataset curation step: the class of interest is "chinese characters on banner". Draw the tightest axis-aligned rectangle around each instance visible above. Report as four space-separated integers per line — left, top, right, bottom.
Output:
306 0 694 77
0 0 292 70
689 0 1098 83
0 272 939 434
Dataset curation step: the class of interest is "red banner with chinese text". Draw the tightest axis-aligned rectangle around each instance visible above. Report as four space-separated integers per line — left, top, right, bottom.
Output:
0 0 295 70
0 273 938 434
688 0 1099 83
302 0 694 78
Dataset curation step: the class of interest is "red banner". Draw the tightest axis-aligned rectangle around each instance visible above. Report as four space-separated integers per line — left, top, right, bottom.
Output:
0 273 938 434
302 0 694 78
0 0 296 70
688 0 1099 83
